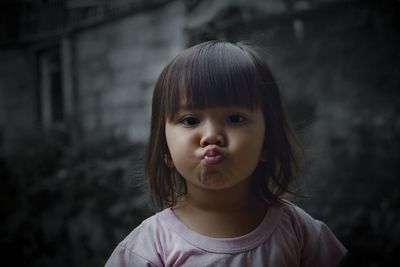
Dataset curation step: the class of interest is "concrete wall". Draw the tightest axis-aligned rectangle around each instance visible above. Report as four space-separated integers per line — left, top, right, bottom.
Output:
73 0 186 143
0 0 186 151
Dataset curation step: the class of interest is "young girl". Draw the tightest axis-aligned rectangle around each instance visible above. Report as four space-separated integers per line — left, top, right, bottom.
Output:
106 40 347 266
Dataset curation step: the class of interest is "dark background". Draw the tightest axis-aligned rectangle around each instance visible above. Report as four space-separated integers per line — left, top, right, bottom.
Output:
1 0 399 266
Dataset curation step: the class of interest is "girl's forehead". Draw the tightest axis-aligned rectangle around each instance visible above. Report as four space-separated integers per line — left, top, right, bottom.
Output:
176 95 254 109
169 97 261 117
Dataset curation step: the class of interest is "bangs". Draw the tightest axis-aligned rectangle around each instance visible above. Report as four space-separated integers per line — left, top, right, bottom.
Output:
164 41 265 118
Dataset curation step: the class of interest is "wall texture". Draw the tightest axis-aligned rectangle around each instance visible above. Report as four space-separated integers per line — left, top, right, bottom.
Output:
0 0 186 152
73 0 185 143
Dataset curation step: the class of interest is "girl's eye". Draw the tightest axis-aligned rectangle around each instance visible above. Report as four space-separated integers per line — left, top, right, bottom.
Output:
180 116 200 126
227 114 246 124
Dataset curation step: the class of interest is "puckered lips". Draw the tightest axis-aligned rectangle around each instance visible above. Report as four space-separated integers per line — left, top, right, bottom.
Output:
202 148 224 165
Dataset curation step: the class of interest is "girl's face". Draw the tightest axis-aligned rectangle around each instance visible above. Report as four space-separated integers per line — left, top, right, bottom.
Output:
165 105 265 192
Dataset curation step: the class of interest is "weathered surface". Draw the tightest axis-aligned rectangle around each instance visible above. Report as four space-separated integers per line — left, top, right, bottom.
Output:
74 0 185 143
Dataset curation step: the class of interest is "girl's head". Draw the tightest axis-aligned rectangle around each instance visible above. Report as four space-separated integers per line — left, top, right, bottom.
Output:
145 40 303 208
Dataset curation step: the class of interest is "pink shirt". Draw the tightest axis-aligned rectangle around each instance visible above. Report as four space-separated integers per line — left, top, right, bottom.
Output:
105 202 347 266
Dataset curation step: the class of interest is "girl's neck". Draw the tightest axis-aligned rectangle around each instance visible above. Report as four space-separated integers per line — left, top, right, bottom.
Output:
172 179 269 238
183 181 260 212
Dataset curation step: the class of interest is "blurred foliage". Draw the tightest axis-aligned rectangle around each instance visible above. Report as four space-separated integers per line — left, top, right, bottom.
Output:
0 134 152 267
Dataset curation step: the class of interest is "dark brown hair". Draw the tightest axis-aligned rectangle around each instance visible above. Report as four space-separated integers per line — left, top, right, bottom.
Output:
145 40 304 208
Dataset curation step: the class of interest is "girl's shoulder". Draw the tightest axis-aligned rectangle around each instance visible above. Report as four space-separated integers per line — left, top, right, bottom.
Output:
105 209 171 267
277 200 332 245
119 208 172 248
279 200 322 228
276 200 347 266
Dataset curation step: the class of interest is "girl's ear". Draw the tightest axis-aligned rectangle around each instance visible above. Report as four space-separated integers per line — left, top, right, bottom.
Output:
164 153 175 168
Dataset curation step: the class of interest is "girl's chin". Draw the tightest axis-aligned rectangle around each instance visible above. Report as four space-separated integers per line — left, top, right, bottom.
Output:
198 171 229 188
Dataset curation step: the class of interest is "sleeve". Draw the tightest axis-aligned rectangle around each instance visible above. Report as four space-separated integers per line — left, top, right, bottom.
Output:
105 244 158 267
285 204 347 267
104 216 165 267
300 221 347 267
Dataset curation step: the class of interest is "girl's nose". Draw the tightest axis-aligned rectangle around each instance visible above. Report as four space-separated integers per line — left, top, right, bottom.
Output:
200 122 225 147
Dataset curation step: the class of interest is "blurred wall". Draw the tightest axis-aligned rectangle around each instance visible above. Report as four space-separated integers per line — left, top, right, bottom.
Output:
0 0 186 153
74 0 185 143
